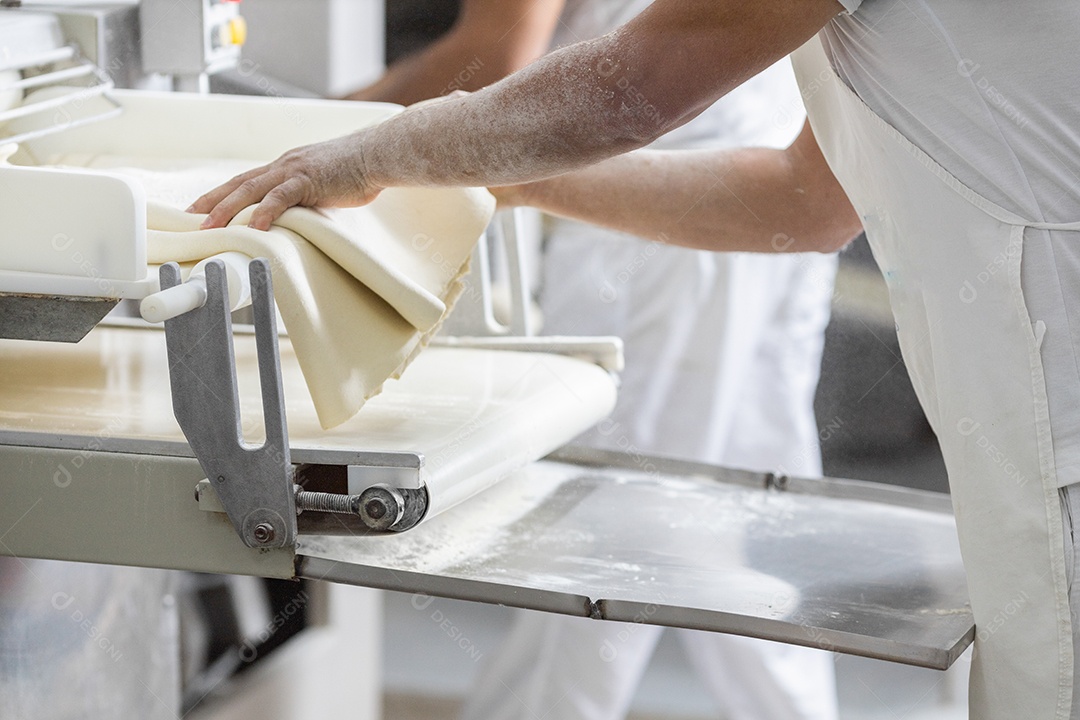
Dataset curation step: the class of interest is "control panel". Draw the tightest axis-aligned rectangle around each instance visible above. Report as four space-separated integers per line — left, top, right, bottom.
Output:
140 0 246 78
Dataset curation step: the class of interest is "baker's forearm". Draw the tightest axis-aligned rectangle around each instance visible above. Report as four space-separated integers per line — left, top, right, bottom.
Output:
358 39 673 190
504 122 862 253
346 29 534 105
194 0 845 230
361 0 842 190
345 43 470 105
346 0 564 105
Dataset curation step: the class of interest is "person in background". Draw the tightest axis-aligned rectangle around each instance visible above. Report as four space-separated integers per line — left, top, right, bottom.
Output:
346 2 839 718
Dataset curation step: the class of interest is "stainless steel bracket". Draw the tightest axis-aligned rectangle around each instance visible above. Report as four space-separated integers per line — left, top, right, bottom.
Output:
0 292 117 342
0 45 123 146
439 209 535 337
161 259 297 549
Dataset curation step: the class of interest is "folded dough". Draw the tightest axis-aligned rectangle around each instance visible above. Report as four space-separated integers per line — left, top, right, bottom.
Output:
53 155 494 428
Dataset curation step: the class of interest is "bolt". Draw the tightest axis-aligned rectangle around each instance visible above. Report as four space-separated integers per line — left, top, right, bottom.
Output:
217 475 225 483
364 499 387 520
253 523 275 544
358 486 405 531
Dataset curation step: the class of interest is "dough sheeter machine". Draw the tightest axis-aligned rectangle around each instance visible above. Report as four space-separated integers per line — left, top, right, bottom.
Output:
0 4 975 684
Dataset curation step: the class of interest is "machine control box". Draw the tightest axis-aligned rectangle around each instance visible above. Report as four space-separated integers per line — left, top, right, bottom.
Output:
140 0 245 77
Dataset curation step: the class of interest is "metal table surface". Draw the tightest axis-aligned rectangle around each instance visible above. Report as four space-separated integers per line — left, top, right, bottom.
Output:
297 451 973 670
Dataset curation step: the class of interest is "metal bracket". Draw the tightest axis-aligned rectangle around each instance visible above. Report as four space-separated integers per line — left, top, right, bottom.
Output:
0 292 117 342
439 208 535 337
161 259 297 549
0 45 124 146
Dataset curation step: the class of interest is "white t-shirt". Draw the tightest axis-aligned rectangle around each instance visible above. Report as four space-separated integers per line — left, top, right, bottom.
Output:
829 0 1080 482
831 0 1080 222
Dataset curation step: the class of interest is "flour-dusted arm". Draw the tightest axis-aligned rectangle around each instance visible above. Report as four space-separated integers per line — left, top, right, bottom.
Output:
191 0 845 231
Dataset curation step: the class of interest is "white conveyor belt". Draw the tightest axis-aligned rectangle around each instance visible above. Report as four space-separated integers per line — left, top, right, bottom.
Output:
0 326 617 524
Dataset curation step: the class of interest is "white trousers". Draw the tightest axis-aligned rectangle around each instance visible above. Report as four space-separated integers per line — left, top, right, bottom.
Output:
459 610 838 720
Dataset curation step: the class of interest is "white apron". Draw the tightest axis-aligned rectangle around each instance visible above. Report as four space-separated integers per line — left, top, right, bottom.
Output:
792 37 1078 718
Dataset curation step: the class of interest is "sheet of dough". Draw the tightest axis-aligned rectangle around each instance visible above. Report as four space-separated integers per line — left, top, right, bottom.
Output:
50 154 495 428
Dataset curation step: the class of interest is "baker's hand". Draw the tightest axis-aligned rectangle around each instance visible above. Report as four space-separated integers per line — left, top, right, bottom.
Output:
189 132 382 231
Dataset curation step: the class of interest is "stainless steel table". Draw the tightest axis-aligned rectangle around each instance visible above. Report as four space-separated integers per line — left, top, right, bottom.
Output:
299 449 972 670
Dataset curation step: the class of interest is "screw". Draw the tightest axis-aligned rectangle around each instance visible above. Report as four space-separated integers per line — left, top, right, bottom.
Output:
294 488 364 515
364 499 387 520
253 523 275 544
217 475 225 483
358 486 405 531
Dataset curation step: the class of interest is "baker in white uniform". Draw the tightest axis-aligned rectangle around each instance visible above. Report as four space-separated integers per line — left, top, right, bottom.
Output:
193 2 1080 717
347 2 838 717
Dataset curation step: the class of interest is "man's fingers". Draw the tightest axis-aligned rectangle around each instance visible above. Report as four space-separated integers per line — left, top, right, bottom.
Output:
248 177 309 231
200 172 282 229
188 165 267 215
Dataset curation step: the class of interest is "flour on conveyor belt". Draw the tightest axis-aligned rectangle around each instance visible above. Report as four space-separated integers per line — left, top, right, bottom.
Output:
49 154 495 428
